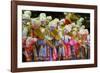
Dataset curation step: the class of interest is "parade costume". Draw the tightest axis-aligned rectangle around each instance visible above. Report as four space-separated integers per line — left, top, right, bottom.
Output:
22 11 90 62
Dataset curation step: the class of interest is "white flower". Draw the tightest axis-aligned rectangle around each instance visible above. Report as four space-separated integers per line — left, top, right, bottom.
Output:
64 25 72 33
39 13 47 26
79 17 84 22
79 29 89 35
31 18 41 26
79 29 85 35
48 18 59 28
75 25 80 28
47 16 52 21
54 18 59 23
22 14 30 19
84 29 89 34
71 23 76 27
59 19 65 25
81 25 85 29
77 17 84 26
35 19 41 25
24 11 31 16
72 31 77 35
64 12 68 15
22 11 31 20
39 13 46 21
72 27 78 32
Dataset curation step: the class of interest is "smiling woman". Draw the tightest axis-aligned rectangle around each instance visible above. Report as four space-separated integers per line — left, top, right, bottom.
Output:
11 1 97 72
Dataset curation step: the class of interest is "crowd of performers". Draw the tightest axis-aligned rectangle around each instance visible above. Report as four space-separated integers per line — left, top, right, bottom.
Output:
22 11 90 62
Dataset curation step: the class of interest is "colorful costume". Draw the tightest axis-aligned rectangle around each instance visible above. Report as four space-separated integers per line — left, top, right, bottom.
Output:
62 35 71 58
69 38 77 59
58 45 65 57
53 47 57 61
39 45 47 60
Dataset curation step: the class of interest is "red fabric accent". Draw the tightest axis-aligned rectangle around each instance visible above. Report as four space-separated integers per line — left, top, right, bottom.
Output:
64 19 71 24
64 43 71 57
53 48 57 60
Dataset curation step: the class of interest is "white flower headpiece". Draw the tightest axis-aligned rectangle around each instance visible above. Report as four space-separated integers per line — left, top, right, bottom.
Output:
22 11 31 19
39 13 46 21
64 25 72 33
47 16 52 21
